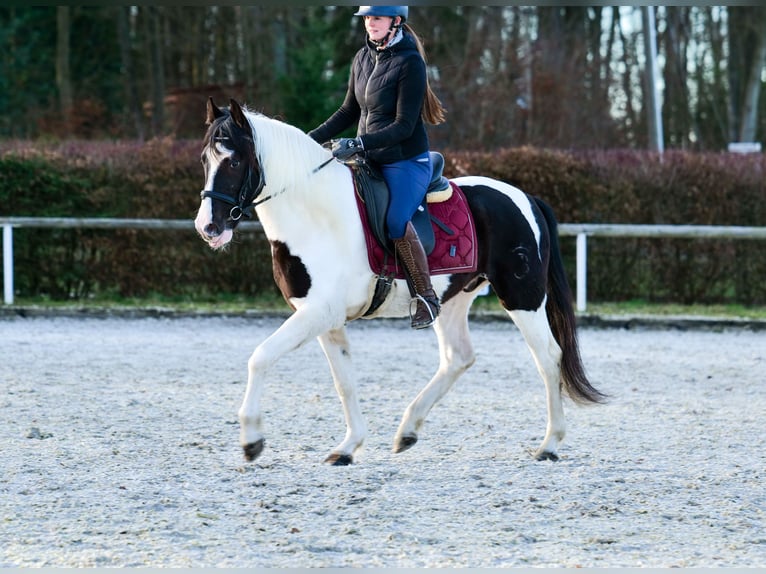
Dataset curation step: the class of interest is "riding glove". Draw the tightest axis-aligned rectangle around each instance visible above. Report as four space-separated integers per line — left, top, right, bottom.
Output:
332 137 364 160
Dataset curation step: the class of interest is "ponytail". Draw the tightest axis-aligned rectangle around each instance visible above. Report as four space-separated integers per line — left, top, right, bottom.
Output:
404 24 447 126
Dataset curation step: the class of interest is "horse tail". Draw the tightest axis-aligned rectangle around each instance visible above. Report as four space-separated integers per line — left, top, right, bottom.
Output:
533 196 607 405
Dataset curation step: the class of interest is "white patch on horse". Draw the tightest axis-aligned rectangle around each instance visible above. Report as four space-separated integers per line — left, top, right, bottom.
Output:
194 141 237 249
452 175 542 257
247 112 331 192
202 144 230 194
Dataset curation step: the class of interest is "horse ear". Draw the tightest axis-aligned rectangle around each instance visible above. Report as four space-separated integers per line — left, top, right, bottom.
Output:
229 99 251 134
206 97 224 125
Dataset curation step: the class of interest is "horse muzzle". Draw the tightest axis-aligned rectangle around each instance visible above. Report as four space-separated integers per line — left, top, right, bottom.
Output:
194 201 234 250
198 225 234 250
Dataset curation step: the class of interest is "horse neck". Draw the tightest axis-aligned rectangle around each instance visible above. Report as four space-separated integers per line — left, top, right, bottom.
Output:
246 113 353 237
247 112 329 196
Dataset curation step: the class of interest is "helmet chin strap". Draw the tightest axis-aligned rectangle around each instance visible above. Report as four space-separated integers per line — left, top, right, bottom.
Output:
370 19 402 48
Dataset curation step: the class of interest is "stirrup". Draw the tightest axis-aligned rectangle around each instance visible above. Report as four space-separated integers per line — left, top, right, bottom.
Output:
409 294 439 330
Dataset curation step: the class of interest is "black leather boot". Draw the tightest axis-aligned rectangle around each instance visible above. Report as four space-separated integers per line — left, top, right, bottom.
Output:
393 222 440 329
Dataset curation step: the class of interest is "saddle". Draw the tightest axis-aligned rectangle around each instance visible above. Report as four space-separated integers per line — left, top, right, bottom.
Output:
345 152 478 317
346 152 451 256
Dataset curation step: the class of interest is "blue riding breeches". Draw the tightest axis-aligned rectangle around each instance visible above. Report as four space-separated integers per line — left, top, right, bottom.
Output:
381 152 432 240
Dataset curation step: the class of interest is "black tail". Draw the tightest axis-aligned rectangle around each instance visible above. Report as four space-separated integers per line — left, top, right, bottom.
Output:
533 197 607 404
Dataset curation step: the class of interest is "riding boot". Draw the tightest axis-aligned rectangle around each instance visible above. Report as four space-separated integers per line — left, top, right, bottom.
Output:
393 222 441 329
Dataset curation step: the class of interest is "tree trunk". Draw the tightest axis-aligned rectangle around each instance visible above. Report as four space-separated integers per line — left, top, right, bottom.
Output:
116 7 145 140
727 7 766 143
56 6 73 129
617 9 640 145
738 9 766 142
661 7 691 149
148 7 165 136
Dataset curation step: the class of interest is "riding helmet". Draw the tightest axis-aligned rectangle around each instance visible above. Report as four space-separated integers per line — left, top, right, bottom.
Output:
354 6 408 22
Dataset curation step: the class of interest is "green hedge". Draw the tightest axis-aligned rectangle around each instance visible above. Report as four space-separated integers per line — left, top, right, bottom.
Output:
1 140 765 305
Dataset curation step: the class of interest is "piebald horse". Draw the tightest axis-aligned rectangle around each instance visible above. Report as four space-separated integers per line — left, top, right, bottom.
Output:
194 98 604 465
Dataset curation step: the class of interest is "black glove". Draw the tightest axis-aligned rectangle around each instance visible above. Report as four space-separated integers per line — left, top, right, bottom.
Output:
331 137 364 160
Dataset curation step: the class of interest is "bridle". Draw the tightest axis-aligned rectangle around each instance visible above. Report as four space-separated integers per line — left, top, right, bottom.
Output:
199 164 266 222
199 147 335 222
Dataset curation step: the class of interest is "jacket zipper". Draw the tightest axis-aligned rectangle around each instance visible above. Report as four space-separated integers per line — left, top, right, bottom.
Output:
364 50 382 134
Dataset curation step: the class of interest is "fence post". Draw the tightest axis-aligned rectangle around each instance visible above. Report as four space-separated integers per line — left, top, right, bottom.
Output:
576 232 587 312
2 224 13 305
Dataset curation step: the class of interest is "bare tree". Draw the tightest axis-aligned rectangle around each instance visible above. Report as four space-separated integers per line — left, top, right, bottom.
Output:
4 6 765 149
693 7 728 148
616 8 642 147
56 6 73 128
146 6 165 136
116 7 145 140
728 7 766 143
661 7 693 148
736 7 766 142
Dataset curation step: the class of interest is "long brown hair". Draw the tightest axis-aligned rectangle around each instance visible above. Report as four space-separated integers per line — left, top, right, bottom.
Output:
403 23 447 126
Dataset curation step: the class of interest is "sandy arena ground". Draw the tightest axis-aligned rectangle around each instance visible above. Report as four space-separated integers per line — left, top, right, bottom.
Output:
1 313 764 567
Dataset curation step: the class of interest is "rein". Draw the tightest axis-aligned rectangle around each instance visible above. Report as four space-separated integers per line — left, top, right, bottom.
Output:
200 156 335 221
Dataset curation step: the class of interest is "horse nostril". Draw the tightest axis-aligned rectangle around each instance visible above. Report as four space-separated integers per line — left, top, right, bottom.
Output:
204 223 220 237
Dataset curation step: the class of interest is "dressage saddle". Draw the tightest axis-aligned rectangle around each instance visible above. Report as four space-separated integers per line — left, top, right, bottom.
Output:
345 151 452 256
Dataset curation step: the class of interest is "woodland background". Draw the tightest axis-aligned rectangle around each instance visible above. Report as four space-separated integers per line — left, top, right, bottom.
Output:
2 5 766 148
1 6 765 305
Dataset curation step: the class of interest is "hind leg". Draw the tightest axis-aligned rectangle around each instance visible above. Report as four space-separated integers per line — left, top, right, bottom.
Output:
393 289 478 453
317 327 367 465
509 304 566 461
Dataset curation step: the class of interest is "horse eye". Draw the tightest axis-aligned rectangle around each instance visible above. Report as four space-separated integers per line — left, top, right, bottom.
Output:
230 159 240 168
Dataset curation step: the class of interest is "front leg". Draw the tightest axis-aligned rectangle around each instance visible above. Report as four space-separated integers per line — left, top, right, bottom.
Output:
317 327 367 465
239 307 334 462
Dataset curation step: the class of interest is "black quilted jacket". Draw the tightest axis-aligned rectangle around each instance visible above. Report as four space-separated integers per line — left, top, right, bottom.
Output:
308 32 429 165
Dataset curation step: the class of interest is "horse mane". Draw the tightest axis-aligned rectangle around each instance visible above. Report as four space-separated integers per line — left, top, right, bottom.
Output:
243 109 331 192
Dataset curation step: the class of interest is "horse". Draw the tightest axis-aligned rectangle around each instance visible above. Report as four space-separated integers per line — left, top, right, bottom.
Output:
194 98 605 465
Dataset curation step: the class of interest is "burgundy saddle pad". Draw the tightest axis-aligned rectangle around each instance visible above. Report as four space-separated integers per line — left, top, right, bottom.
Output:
354 180 478 279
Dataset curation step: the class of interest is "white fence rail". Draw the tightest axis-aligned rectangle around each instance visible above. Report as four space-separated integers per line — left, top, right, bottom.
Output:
2 217 766 310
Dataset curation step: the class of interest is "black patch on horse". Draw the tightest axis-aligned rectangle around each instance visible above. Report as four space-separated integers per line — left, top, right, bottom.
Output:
270 240 311 305
459 184 548 311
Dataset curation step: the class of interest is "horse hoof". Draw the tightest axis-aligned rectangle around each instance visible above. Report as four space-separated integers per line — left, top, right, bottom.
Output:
325 453 353 466
394 434 418 453
243 439 265 462
535 450 559 462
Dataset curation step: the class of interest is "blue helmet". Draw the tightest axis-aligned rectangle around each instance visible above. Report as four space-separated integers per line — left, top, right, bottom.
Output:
354 6 408 22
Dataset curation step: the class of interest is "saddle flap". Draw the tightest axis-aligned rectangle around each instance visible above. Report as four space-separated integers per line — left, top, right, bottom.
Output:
354 180 478 281
411 201 435 254
351 159 389 253
351 158 435 255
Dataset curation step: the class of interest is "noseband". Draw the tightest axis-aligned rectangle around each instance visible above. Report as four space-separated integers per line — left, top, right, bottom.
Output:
200 163 266 221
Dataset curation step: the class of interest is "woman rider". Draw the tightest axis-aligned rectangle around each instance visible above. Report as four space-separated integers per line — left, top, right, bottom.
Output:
308 5 446 329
